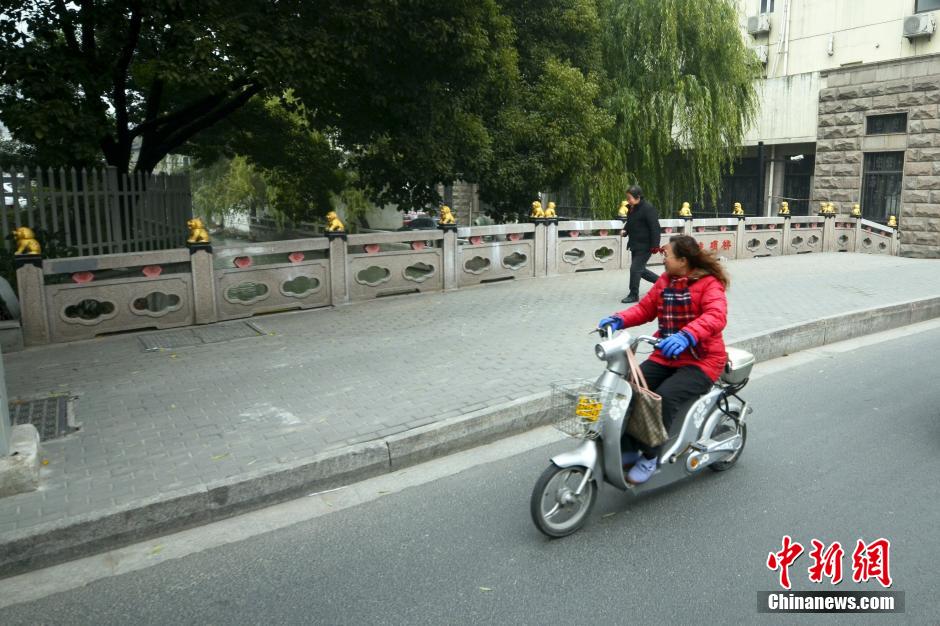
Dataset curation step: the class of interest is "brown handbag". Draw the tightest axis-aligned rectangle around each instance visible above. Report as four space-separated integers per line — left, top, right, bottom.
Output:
624 348 668 447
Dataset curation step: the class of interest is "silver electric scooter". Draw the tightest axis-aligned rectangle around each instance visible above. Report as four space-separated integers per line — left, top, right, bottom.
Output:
530 326 755 538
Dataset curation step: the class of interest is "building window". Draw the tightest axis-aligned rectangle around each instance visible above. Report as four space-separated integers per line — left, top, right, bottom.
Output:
866 113 907 135
760 0 775 12
916 0 940 13
861 152 903 221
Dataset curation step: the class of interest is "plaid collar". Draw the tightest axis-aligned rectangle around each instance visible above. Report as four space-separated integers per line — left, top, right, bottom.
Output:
659 276 695 337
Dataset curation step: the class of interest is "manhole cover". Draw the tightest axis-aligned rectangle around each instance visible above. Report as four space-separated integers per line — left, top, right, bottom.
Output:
8 396 78 441
138 321 266 352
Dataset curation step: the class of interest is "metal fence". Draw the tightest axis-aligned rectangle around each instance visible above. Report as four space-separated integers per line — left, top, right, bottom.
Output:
2 166 191 256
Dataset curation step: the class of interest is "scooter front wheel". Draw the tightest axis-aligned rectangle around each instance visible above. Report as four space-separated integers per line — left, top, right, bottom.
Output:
530 463 597 538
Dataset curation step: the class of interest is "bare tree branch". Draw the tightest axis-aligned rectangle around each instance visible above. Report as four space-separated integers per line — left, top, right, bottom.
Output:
52 0 80 54
136 83 263 173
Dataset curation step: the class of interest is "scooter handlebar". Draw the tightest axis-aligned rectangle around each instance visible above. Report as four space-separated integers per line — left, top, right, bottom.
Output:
632 335 660 349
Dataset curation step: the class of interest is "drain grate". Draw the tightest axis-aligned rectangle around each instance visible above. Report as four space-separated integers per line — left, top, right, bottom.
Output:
138 321 266 352
9 396 77 441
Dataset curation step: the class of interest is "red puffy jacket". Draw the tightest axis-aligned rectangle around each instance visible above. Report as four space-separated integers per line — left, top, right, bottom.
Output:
615 270 728 381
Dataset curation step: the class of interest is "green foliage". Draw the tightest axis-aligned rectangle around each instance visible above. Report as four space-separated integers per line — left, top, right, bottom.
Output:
191 156 267 227
0 0 522 214
591 0 762 216
478 0 611 218
0 0 760 223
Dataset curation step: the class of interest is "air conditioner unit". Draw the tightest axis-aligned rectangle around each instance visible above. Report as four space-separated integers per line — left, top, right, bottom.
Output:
753 45 769 65
904 14 936 39
747 13 772 36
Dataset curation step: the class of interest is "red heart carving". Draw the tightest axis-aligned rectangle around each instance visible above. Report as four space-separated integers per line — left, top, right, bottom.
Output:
508 233 522 241
71 271 94 284
142 265 162 277
665 228 672 234
569 231 580 238
364 244 380 254
410 241 426 251
469 236 482 245
233 256 252 268
720 226 727 232
288 252 305 264
597 230 608 237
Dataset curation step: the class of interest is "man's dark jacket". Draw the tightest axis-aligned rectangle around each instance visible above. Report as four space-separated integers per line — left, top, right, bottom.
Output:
621 199 661 251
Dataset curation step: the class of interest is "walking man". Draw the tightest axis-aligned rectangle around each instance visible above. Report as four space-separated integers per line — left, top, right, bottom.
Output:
620 185 661 303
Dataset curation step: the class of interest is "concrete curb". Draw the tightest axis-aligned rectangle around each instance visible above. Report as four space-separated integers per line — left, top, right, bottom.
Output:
3 295 940 576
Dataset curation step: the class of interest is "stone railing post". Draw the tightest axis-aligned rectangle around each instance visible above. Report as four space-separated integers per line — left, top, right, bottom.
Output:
532 220 546 278
439 224 458 289
0 346 10 456
14 254 50 346
187 242 218 324
734 216 747 259
822 213 837 252
0 344 41 495
781 216 792 255
683 216 693 236
327 231 349 305
544 219 559 276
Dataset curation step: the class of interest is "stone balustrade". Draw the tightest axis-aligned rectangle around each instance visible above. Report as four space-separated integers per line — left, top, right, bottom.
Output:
12 214 899 346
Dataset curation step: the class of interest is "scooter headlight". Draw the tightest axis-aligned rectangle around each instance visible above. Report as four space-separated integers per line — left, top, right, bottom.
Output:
595 344 606 360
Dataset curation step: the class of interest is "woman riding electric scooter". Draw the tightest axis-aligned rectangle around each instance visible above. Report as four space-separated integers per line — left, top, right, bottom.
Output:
598 234 730 484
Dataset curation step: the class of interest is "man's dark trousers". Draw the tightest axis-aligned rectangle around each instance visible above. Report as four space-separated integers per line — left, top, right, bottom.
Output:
628 248 660 296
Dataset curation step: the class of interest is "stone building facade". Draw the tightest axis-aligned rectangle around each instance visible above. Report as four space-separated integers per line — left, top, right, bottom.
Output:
815 56 940 258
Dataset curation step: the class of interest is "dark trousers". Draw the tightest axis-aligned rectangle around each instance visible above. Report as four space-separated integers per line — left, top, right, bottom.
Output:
622 360 713 459
628 248 660 296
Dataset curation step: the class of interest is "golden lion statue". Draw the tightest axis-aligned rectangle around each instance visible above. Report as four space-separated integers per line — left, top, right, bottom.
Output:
325 210 345 232
678 202 692 217
617 201 629 217
439 205 456 224
13 226 42 255
530 200 545 218
544 202 557 218
186 218 210 244
732 202 745 216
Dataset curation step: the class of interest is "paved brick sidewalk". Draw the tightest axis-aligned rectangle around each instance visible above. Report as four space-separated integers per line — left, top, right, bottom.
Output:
1 252 937 539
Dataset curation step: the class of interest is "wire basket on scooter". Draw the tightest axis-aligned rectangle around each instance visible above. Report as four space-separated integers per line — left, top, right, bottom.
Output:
550 380 604 440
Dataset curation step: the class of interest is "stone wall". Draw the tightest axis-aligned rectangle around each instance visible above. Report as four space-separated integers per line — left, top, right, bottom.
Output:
817 58 940 258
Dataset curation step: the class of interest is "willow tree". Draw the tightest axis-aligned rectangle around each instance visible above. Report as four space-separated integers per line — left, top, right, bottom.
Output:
588 0 762 215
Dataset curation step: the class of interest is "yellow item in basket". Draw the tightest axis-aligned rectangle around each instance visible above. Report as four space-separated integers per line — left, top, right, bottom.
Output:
575 396 602 422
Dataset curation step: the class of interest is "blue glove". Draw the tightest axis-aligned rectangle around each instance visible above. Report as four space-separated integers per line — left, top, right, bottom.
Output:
658 330 695 358
597 315 624 331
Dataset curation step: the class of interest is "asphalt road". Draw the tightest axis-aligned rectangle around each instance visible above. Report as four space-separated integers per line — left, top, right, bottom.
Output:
5 324 940 625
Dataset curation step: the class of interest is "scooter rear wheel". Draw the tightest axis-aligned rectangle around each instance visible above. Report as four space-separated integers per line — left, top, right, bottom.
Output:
709 411 746 472
530 463 597 538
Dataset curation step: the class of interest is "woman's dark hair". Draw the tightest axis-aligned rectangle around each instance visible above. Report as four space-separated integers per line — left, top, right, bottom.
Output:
668 234 730 289
626 185 643 200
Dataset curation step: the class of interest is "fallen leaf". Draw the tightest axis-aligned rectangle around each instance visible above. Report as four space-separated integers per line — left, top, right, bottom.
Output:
149 545 163 556
211 453 230 461
41 459 49 465
479 587 493 592
602 512 617 519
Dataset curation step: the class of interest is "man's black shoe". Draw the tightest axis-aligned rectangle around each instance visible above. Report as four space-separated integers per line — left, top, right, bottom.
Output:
621 293 639 304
